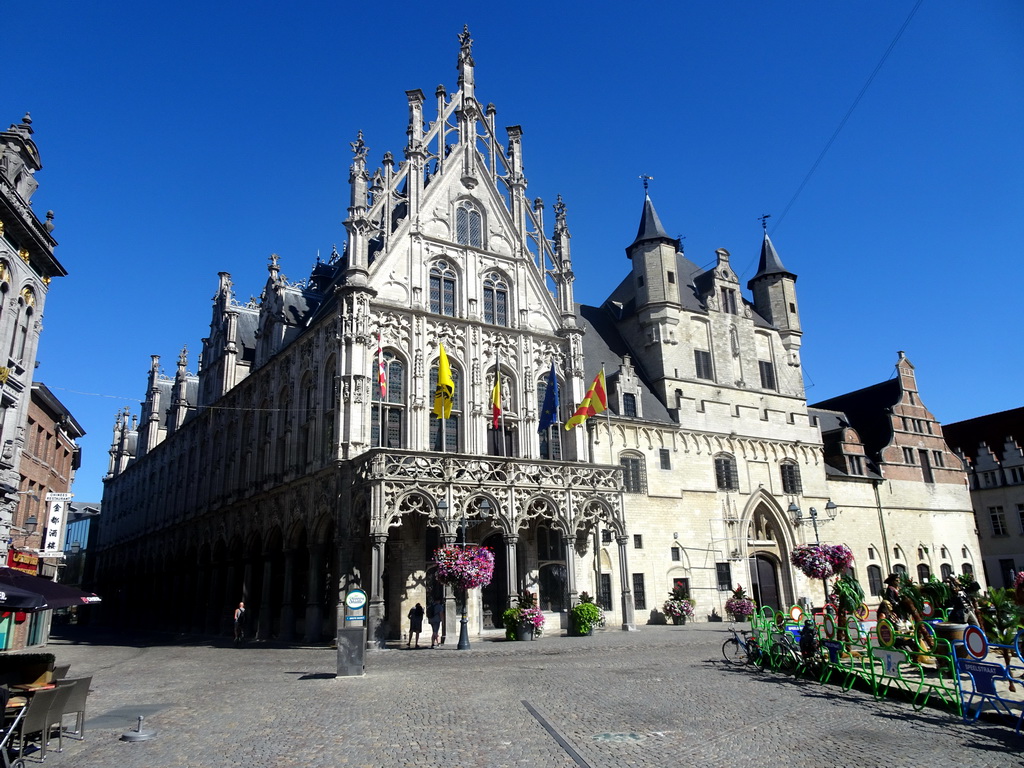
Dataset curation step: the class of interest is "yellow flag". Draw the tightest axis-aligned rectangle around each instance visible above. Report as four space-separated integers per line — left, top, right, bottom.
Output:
433 343 455 419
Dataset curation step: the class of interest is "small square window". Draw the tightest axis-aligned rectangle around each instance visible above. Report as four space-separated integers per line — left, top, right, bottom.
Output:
671 547 681 562
633 534 643 549
667 271 675 284
716 562 732 591
601 529 612 544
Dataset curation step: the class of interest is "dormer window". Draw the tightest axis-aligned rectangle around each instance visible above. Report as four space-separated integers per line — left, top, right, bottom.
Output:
720 287 738 314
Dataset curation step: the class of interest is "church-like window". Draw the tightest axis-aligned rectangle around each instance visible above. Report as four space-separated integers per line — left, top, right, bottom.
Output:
488 365 516 457
298 372 315 468
371 351 406 448
429 260 457 316
620 452 646 494
714 454 738 491
537 377 562 460
537 526 567 612
455 201 483 248
322 355 337 462
429 362 461 452
780 461 802 494
482 272 509 326
721 287 738 314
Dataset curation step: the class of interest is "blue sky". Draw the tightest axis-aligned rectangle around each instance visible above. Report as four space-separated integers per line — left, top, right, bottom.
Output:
5 1 1022 502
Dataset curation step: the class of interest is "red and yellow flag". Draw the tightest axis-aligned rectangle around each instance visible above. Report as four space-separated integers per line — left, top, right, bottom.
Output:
376 333 387 400
491 370 502 429
564 370 608 430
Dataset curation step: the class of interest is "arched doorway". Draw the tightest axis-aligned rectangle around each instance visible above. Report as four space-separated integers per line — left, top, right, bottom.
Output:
749 553 782 611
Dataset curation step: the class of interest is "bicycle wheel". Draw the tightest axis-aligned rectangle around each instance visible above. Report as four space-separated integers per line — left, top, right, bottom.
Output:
722 638 745 664
746 639 763 666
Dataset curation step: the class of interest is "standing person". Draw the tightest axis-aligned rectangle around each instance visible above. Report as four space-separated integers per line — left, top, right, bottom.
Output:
428 598 443 648
407 602 424 648
233 601 246 645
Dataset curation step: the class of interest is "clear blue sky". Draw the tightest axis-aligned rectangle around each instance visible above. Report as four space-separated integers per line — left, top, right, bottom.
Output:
5 1 1022 502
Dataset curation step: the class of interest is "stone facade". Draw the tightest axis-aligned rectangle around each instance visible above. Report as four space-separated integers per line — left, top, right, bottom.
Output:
94 30 981 644
943 407 1024 589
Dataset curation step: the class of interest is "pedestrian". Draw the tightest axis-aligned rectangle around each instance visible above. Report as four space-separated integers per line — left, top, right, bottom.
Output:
428 598 443 648
407 602 424 648
233 601 246 644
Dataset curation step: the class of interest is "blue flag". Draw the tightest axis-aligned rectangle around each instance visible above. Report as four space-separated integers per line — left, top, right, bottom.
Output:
537 363 560 432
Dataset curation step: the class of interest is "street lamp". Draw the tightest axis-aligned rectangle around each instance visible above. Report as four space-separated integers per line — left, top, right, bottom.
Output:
788 500 838 544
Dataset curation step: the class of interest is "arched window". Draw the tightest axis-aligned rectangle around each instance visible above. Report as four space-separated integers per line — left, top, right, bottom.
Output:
961 562 974 576
893 563 908 577
780 461 802 494
917 563 931 582
537 375 562 460
298 372 315 468
322 355 337 462
429 260 457 316
940 563 953 581
619 452 646 494
455 201 483 248
714 454 738 491
10 286 34 361
866 564 883 596
429 362 461 452
482 271 509 326
372 351 406 448
488 365 516 457
622 393 637 417
537 526 567 612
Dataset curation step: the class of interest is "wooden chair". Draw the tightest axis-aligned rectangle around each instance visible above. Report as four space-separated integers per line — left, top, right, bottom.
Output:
55 676 91 741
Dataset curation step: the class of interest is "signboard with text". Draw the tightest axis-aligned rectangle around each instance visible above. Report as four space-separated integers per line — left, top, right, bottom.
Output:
42 495 70 555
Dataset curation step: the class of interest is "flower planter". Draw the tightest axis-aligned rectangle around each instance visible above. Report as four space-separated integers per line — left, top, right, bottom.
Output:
516 624 534 641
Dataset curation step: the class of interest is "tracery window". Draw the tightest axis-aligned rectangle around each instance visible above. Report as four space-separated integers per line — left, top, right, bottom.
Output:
537 376 563 460
482 271 509 326
429 260 458 316
620 452 646 494
780 461 802 494
371 351 406 448
455 201 483 248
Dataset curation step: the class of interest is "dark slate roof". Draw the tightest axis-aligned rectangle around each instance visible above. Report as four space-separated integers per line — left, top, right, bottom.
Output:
627 194 677 254
811 378 900 458
576 304 675 425
748 232 794 288
809 406 884 480
943 407 1024 464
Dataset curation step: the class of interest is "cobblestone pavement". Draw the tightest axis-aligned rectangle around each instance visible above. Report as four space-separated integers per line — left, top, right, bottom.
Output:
38 623 1023 767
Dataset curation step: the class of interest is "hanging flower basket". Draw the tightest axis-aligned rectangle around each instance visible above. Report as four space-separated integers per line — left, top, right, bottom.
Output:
791 544 834 579
791 543 855 580
433 545 495 591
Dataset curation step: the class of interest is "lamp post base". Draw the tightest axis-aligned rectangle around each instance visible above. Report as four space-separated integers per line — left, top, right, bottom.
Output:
457 615 470 650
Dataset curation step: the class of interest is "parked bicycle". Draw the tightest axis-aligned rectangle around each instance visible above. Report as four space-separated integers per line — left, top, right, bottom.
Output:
722 625 762 666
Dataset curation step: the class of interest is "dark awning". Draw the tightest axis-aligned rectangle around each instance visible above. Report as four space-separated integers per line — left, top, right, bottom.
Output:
0 581 48 612
0 568 101 610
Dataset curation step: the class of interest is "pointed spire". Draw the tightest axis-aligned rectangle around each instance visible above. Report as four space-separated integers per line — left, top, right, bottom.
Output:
627 193 676 255
751 231 794 281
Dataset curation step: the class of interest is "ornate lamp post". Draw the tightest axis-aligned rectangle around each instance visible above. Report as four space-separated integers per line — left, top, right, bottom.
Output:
789 500 840 607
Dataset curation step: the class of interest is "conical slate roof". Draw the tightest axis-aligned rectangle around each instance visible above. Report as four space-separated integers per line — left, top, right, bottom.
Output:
627 194 676 255
749 232 795 284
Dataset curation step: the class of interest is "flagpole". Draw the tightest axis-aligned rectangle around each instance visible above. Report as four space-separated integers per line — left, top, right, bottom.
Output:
497 352 506 458
602 363 612 464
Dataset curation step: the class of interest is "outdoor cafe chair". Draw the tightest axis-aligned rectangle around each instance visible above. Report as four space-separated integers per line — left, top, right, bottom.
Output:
54 677 90 741
12 686 58 762
49 666 69 682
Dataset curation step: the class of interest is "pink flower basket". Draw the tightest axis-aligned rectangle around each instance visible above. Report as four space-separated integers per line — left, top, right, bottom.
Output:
433 545 495 591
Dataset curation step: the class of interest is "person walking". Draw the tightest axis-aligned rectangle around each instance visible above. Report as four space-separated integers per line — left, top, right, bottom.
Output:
428 598 443 648
233 601 246 645
407 602 424 648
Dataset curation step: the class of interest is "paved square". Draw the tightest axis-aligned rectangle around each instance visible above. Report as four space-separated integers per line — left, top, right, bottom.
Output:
44 624 1022 767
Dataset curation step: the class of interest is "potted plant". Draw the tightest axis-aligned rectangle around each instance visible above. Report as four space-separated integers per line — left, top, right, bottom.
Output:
662 586 695 625
569 592 603 636
724 585 755 622
502 591 545 640
979 587 1024 691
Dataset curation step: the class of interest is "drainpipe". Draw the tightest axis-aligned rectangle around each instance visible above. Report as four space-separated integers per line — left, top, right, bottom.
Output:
873 479 893 576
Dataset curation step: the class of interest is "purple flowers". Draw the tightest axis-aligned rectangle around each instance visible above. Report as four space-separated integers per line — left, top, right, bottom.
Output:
663 598 695 618
433 545 495 590
518 606 545 631
791 543 854 579
724 596 756 617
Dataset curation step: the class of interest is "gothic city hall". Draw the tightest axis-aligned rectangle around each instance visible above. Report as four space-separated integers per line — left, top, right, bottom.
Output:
95 30 980 645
